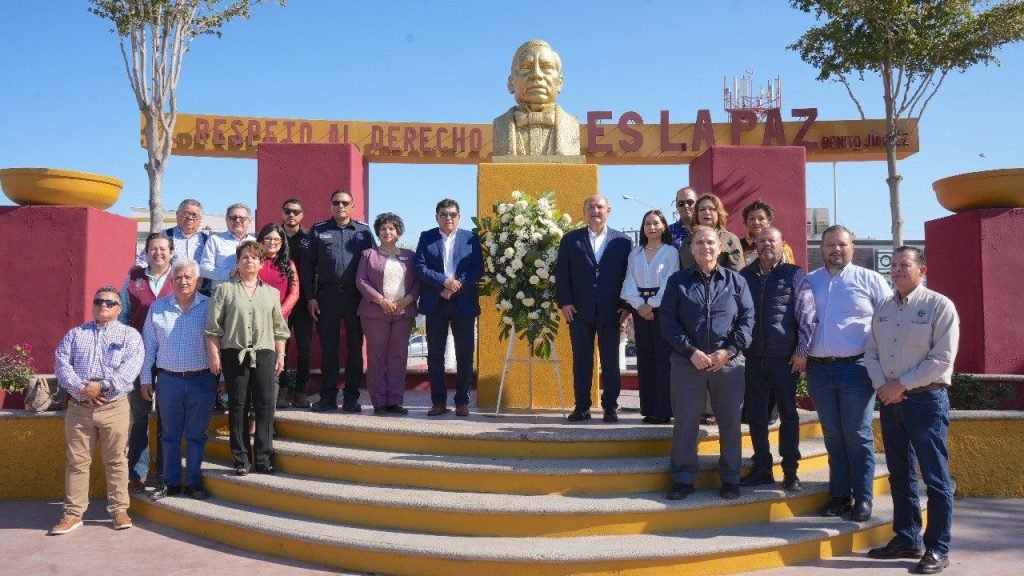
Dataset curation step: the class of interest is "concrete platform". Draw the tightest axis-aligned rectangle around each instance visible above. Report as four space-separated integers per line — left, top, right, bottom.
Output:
4 497 1019 575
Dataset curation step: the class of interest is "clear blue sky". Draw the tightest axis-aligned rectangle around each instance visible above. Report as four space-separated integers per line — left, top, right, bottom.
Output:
1 1 1020 242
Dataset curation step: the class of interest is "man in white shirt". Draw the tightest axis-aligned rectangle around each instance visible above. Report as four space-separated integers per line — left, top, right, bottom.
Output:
805 225 890 522
199 203 255 290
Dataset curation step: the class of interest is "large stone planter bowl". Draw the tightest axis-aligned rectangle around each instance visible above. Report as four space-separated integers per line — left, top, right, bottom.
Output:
932 168 1024 213
0 168 123 210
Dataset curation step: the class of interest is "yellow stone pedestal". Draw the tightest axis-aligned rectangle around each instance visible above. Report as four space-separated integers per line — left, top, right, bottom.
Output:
476 162 600 410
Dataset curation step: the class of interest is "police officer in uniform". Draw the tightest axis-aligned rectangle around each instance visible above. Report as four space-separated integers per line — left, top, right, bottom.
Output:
301 189 376 413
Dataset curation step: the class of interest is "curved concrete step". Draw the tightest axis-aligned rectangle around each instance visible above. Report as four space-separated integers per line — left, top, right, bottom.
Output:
205 435 834 494
130 492 903 576
200 456 891 537
252 407 826 459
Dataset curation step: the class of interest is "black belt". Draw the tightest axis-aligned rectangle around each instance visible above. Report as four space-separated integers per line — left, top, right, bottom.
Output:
808 354 864 364
158 368 211 378
906 382 948 394
637 287 659 302
320 283 357 292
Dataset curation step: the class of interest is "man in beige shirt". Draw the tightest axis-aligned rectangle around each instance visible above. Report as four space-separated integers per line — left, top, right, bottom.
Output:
864 246 959 575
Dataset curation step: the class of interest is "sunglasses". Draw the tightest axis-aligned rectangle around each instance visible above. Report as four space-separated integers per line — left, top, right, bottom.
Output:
282 208 303 216
227 215 249 222
676 199 696 207
437 211 459 219
332 199 352 207
93 298 120 308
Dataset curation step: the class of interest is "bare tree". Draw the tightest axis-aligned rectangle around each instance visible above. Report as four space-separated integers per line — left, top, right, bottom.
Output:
89 0 284 232
790 0 1024 247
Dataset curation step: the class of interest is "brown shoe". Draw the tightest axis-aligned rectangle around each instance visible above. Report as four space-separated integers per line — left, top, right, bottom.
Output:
128 479 146 494
275 388 291 409
291 391 308 408
49 516 82 536
426 404 449 417
455 404 470 417
112 512 133 530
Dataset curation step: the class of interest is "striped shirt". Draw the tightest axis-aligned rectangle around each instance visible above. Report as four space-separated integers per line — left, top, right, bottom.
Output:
141 293 211 385
54 320 144 403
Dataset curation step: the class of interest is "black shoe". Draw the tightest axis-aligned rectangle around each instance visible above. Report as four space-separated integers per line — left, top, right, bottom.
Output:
374 406 387 415
720 482 741 499
602 408 619 423
309 402 338 413
868 539 925 559
341 400 362 413
666 482 694 500
821 496 853 517
916 550 949 574
642 416 671 424
386 405 409 415
150 484 181 500
783 474 803 492
567 409 591 422
739 469 775 487
850 499 872 522
253 463 276 475
183 484 210 500
234 465 249 476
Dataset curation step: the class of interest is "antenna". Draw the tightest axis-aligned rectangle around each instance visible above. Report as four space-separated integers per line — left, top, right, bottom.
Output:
723 71 782 119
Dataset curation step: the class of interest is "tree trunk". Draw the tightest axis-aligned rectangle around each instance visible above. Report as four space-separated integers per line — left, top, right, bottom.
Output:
141 111 165 233
885 143 903 249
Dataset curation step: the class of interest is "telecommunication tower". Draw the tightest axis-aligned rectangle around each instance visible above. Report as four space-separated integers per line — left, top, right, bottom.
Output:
723 71 782 119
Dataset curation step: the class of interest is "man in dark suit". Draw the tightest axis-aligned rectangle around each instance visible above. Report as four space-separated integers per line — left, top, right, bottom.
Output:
556 194 633 422
415 199 484 417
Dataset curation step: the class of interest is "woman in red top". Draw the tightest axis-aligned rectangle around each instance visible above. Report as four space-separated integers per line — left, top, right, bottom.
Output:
257 223 299 409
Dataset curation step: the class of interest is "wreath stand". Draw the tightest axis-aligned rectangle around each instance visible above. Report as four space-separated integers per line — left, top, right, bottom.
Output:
492 337 566 417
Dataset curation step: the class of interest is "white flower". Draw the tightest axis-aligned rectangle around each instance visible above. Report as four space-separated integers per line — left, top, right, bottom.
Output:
551 228 564 239
499 232 509 242
515 200 528 210
502 316 514 325
511 259 523 271
550 311 560 321
527 311 539 320
505 266 514 276
522 297 535 307
496 274 506 284
537 198 550 210
497 203 509 214
504 247 515 258
537 269 550 279
534 259 546 269
529 276 539 285
541 326 551 334
532 232 542 242
513 214 527 226
499 299 513 310
516 291 525 299
561 213 572 225
541 301 550 309
511 190 523 200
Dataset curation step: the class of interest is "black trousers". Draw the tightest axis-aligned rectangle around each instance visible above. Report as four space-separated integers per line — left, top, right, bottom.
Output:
127 368 162 482
744 355 801 474
633 309 673 420
569 315 621 411
425 299 476 407
316 288 364 407
222 349 276 469
286 301 314 391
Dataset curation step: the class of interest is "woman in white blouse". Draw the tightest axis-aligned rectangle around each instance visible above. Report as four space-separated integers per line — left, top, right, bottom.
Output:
621 210 679 424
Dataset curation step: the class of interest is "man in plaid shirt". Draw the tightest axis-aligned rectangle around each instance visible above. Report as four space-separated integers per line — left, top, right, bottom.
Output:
50 286 144 536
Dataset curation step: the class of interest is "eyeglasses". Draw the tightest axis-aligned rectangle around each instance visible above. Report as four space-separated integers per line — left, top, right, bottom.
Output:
262 237 282 244
282 208 303 216
227 215 249 222
676 200 696 207
179 211 202 220
93 298 120 308
332 199 352 207
437 211 459 219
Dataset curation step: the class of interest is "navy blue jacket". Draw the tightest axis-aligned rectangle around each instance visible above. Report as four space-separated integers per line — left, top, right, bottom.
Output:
555 227 632 323
415 228 484 318
740 262 816 358
660 266 755 358
301 219 375 297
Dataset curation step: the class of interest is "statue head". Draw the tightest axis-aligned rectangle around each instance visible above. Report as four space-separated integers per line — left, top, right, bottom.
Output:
507 40 564 109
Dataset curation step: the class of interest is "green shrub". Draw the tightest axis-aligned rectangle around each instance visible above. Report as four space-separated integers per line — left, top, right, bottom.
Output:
948 373 1014 410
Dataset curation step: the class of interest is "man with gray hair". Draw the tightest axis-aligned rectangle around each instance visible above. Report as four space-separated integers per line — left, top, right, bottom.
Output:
51 286 144 535
133 199 209 267
200 203 255 290
142 260 217 501
493 39 581 157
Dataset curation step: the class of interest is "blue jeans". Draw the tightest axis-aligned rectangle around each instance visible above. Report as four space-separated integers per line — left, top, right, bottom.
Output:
880 389 954 555
806 357 876 502
127 378 161 482
156 371 217 487
745 355 801 474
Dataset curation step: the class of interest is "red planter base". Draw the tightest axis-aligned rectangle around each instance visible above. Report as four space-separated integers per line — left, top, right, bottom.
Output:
0 390 26 410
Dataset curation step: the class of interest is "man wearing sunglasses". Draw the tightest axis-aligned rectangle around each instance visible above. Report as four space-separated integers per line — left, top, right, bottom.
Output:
414 199 484 417
281 198 312 408
668 187 698 247
302 189 376 413
51 287 144 535
199 203 255 291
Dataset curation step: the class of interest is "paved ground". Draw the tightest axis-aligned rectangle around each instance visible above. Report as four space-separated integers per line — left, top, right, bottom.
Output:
3 497 1020 575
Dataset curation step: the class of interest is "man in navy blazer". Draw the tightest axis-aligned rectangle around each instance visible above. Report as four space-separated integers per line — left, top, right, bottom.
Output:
556 194 633 422
415 199 484 417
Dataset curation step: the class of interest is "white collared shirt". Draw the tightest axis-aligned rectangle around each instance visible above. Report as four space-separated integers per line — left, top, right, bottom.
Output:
807 263 891 357
441 228 458 278
621 244 680 308
589 226 608 262
199 230 255 289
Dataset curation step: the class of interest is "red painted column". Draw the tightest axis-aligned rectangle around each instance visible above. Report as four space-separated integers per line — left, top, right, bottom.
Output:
688 145 808 267
0 207 136 372
256 143 370 393
925 208 1024 378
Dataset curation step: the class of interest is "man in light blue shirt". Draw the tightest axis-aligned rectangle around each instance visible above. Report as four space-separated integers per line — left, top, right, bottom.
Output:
806 225 890 522
199 203 255 290
141 260 216 501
